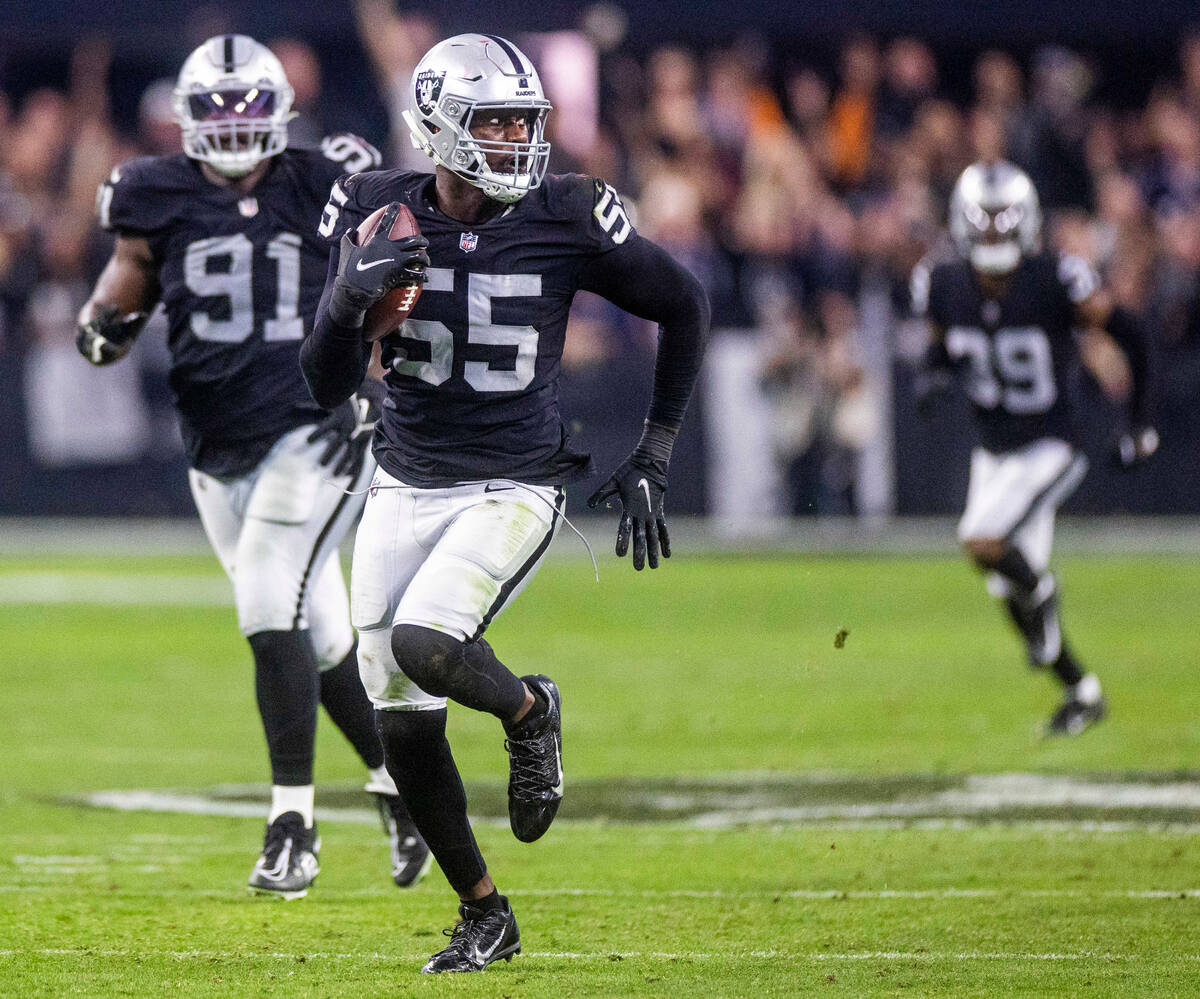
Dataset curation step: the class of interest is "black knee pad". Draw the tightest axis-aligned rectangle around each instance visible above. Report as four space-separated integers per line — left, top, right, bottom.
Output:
390 623 526 719
390 624 461 699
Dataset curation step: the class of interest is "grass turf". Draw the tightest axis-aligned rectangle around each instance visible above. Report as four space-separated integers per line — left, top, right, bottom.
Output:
1 549 1199 996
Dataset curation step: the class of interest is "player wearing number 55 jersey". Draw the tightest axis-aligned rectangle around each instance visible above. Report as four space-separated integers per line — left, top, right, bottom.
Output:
913 161 1156 736
301 33 709 973
77 35 430 899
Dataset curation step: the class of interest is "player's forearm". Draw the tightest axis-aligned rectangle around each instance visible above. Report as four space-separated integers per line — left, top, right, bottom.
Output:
580 236 711 430
84 239 160 319
645 280 710 429
301 308 372 410
1104 306 1155 425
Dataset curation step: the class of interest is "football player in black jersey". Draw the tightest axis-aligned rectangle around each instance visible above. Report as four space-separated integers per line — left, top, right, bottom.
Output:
913 161 1157 736
76 35 429 898
301 34 709 973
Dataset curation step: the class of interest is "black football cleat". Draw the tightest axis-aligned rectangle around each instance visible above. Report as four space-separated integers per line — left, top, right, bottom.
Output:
1046 675 1107 737
373 792 432 888
504 674 563 843
247 811 320 900
421 898 521 974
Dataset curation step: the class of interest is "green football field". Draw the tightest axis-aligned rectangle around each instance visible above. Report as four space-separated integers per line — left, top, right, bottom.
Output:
2 538 1200 996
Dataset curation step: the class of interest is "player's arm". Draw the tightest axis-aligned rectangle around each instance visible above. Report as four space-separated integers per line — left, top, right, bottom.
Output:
1073 288 1158 464
579 234 711 570
909 259 955 416
76 235 159 365
303 350 388 476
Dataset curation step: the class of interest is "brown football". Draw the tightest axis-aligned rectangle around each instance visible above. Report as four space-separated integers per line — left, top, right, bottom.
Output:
358 202 424 342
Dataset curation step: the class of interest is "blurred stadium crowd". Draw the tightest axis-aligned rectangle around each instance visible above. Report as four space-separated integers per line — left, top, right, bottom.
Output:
1 3 1199 517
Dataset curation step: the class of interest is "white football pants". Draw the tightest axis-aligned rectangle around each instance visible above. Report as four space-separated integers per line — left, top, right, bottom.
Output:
957 436 1088 596
189 423 374 667
351 467 563 711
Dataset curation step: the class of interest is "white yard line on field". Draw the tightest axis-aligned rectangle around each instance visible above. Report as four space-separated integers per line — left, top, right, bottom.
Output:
0 947 1194 962
0 574 230 606
77 773 1200 830
3 881 1200 902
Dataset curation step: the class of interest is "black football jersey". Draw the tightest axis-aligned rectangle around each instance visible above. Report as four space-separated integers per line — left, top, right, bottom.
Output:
914 251 1099 453
322 169 635 486
99 136 380 477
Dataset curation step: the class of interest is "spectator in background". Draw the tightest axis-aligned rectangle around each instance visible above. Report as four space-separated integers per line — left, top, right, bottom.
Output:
758 294 876 515
973 50 1025 152
784 65 832 152
1176 30 1200 120
137 79 182 155
270 38 326 148
876 37 937 141
1010 46 1096 212
352 0 439 169
1139 95 1200 215
827 35 881 193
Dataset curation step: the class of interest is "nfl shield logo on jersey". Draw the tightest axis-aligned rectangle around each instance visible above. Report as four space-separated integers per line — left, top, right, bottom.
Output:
459 232 479 253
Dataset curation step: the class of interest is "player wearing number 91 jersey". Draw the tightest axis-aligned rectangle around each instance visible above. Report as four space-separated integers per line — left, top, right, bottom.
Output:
912 160 1157 737
78 35 435 901
301 33 709 974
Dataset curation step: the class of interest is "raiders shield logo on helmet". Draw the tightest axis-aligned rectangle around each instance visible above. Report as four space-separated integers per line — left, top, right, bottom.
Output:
415 70 445 116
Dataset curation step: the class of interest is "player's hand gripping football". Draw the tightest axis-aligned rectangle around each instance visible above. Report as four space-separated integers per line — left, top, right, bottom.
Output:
587 422 677 571
328 203 430 327
308 392 380 478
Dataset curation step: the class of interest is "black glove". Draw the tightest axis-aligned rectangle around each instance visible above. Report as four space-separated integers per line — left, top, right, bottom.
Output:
76 306 149 366
587 422 676 571
1112 425 1159 469
308 393 380 477
328 202 430 328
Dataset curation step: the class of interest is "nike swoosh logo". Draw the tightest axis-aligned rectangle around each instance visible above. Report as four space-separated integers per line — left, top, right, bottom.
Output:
258 838 292 881
637 477 652 509
551 740 564 797
356 258 395 271
484 483 515 493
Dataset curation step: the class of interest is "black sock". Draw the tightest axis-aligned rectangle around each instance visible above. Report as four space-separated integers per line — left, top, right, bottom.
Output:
1051 643 1085 687
375 708 487 896
390 625 526 720
992 547 1041 597
247 630 320 786
467 889 506 912
319 641 384 770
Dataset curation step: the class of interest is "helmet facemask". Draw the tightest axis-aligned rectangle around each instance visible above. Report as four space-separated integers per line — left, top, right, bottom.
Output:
181 87 288 177
449 104 551 202
950 161 1042 276
960 200 1026 274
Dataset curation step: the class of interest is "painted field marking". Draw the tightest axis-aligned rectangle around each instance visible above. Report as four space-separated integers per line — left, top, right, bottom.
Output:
76 772 1200 830
0 574 230 606
2 882 1198 902
0 947 1196 963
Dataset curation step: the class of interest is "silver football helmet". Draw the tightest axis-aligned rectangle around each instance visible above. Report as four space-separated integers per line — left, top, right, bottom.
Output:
173 35 295 178
402 34 551 203
949 161 1042 275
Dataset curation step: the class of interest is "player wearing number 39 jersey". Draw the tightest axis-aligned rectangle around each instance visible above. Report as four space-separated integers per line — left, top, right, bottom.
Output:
912 160 1156 737
77 35 431 900
300 33 709 974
